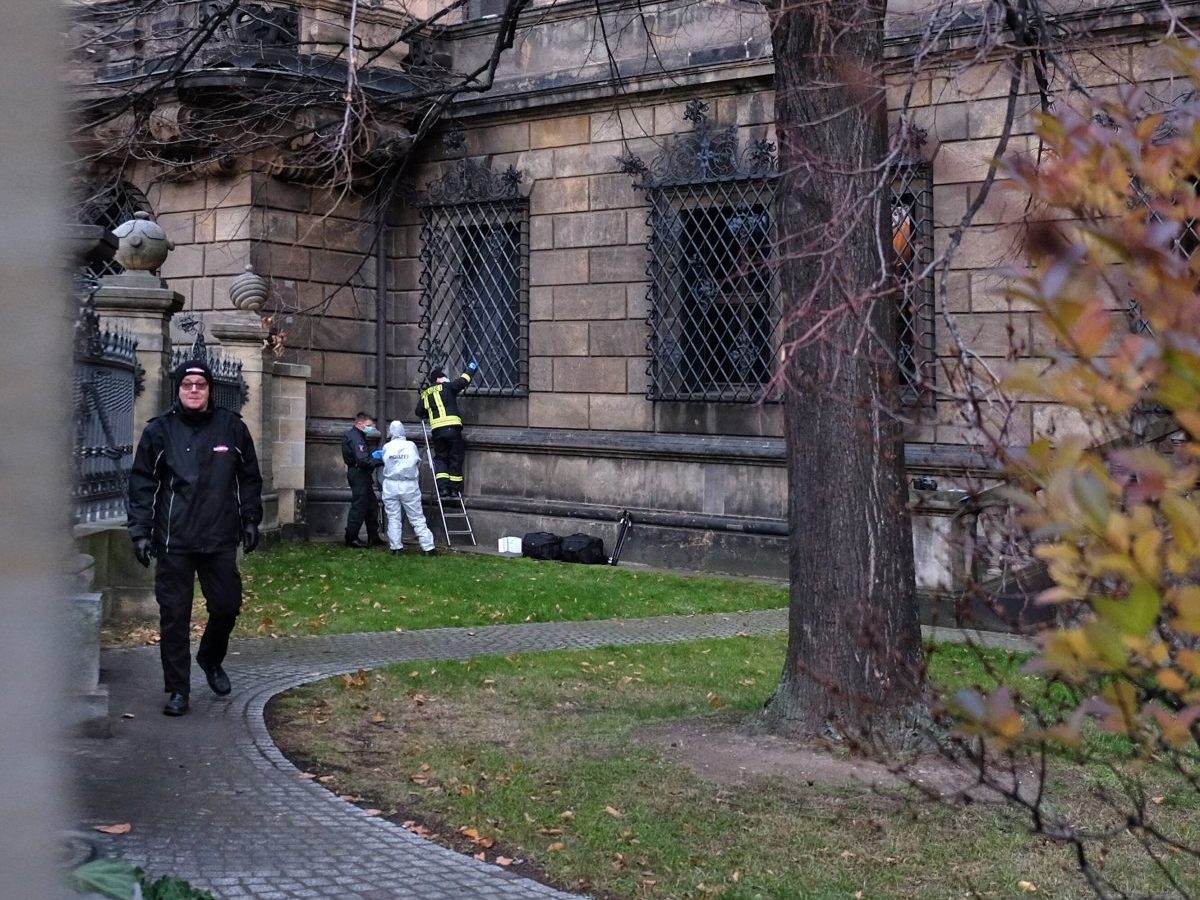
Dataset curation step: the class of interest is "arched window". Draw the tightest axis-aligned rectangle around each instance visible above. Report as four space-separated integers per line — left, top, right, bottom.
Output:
73 180 153 286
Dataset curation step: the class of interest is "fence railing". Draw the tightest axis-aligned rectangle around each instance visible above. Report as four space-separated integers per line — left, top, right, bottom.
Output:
73 295 141 524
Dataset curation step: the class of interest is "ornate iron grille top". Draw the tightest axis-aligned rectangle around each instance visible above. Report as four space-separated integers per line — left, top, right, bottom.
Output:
419 156 524 206
617 99 776 190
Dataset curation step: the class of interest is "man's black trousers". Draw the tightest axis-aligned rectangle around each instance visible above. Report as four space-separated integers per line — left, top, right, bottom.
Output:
155 549 242 695
345 467 381 542
431 425 466 494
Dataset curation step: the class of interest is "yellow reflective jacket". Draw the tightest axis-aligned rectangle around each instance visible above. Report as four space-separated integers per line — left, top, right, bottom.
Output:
415 372 472 430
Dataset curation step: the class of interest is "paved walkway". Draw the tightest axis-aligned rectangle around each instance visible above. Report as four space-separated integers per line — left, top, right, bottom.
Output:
74 612 1032 899
73 610 789 899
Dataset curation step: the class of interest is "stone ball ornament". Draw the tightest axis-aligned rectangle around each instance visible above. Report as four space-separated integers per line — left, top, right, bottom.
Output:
112 211 174 271
229 264 268 312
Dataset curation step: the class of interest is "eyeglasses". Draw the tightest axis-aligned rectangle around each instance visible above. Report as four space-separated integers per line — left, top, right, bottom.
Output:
180 381 209 392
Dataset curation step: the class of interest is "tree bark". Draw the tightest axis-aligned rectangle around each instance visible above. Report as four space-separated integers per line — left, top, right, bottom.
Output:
761 0 925 742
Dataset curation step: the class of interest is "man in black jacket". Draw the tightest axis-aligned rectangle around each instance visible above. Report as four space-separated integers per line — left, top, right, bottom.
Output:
414 362 477 497
127 359 263 717
341 411 384 547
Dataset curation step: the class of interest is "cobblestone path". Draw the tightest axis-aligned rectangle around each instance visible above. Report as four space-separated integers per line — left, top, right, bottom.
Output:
74 609 787 899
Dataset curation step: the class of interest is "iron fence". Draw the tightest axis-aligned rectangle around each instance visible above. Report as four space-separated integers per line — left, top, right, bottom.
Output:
73 295 142 524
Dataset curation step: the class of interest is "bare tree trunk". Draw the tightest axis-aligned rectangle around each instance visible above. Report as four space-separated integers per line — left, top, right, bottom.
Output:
762 0 925 742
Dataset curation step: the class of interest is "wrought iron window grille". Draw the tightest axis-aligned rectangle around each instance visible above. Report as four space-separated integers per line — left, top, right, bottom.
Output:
1128 176 1200 337
416 155 529 396
171 316 249 412
622 100 781 403
73 292 143 524
889 155 936 405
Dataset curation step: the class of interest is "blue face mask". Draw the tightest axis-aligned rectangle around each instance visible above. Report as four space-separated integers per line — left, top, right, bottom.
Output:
362 424 380 438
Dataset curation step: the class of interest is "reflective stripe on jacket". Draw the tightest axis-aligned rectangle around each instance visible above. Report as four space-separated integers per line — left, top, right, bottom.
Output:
127 405 263 554
415 372 471 431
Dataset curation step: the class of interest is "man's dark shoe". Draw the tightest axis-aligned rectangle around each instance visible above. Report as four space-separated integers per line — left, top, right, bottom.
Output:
345 537 368 548
163 692 189 716
198 658 231 696
367 538 387 548
423 548 438 557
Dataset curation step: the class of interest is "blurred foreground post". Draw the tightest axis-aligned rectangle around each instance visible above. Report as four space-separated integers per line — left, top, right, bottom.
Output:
0 1 72 898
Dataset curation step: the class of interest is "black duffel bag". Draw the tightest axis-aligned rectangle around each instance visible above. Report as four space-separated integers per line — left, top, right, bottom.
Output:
522 531 562 560
560 532 606 565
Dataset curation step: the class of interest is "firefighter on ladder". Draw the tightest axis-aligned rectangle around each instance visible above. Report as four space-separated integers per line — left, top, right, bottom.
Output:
415 361 478 498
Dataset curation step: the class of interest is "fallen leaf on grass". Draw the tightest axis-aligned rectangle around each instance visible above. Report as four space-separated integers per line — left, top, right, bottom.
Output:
1018 881 1038 893
94 823 132 835
298 772 317 780
604 806 622 817
547 842 565 852
559 810 575 821
317 775 335 784
473 851 486 861
369 712 385 724
707 692 722 707
496 856 513 867
364 809 383 817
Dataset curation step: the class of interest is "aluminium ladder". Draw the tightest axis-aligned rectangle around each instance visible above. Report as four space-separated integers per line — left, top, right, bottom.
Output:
420 421 476 547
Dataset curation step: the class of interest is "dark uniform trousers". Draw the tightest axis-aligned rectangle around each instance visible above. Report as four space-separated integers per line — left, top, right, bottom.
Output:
431 425 466 493
345 467 381 542
155 550 242 695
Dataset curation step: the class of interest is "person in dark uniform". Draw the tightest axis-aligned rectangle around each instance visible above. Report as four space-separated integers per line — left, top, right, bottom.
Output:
342 411 384 547
414 362 477 497
126 359 263 717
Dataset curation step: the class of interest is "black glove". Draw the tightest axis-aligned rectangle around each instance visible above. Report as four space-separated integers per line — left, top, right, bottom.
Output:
243 522 260 553
133 538 153 568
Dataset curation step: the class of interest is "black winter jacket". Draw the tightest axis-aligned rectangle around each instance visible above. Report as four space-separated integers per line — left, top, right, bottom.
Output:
342 426 383 472
127 405 263 554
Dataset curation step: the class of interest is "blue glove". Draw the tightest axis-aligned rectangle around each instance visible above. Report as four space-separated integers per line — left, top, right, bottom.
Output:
466 361 479 373
371 449 383 460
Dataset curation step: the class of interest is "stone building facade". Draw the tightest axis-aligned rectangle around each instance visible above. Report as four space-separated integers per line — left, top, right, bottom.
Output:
68 0 1199 603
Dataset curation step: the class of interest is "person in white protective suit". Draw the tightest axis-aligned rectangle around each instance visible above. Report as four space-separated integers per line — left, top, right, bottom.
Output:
380 420 437 556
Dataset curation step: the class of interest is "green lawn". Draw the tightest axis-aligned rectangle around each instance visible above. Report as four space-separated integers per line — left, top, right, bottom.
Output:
235 541 786 638
270 635 1200 899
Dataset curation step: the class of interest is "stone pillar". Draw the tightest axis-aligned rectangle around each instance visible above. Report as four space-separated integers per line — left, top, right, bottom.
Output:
91 212 185 426
210 312 277 527
270 360 312 528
